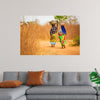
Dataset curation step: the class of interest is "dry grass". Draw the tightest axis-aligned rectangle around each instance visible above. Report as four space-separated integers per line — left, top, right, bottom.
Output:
20 23 80 55
64 24 80 40
20 23 40 55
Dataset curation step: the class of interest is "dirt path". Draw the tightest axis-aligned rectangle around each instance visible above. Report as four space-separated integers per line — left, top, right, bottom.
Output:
38 41 80 55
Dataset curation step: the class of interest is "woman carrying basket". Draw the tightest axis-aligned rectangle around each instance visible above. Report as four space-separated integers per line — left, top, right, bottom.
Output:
49 20 58 47
58 21 67 48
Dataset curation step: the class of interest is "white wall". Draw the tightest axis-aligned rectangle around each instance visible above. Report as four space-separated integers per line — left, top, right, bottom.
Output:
0 0 100 81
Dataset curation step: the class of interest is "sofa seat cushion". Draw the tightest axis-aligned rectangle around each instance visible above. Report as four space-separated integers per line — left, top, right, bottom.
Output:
26 86 97 95
27 95 97 100
98 95 100 100
0 85 30 100
16 95 26 100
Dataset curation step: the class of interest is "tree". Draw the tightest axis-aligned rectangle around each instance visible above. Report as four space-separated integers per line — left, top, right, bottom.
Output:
54 15 67 21
67 16 79 24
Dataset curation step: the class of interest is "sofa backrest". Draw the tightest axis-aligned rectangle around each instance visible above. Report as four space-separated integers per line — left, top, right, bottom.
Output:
3 72 18 81
3 71 92 86
3 72 48 85
3 72 62 86
63 72 92 86
47 72 62 85
18 72 48 85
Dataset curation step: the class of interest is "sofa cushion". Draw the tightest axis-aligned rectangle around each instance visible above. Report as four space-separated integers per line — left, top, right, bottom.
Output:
26 71 45 85
3 72 18 81
27 95 97 100
0 85 30 100
47 72 62 85
98 96 100 100
18 72 48 85
26 86 96 95
16 96 26 100
63 72 92 86
0 80 22 88
18 72 28 85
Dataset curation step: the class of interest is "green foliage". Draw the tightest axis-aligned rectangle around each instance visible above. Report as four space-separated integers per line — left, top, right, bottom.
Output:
90 68 100 84
69 36 80 46
54 15 67 21
73 36 80 46
27 21 34 23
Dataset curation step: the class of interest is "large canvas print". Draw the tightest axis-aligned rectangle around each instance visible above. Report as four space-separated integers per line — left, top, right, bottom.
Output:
20 16 80 55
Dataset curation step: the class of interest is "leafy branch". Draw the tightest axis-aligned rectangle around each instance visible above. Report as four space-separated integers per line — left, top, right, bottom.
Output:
90 68 100 84
54 15 67 21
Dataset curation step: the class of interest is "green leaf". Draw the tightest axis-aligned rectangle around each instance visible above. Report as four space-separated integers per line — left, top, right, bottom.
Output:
90 72 98 76
89 68 100 85
96 81 100 84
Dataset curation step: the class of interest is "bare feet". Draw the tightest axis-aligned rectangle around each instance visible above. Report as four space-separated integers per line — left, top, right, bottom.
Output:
51 44 55 47
62 45 66 48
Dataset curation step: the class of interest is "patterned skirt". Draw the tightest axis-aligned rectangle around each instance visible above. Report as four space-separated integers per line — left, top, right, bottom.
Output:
50 34 56 44
59 34 66 46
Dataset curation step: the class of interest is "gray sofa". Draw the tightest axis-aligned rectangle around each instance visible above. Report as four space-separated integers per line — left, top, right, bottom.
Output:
0 72 98 100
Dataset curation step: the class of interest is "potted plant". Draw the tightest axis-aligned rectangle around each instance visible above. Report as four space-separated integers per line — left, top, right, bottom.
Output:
90 68 100 91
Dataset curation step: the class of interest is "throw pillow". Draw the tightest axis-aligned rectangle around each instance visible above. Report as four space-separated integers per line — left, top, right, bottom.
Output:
0 80 22 88
26 71 44 85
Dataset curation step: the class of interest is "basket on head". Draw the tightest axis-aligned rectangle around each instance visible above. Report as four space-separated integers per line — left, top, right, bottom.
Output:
59 21 66 25
49 20 57 25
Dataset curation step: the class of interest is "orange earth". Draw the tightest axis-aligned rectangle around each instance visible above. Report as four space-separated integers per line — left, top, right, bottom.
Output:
37 41 80 55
